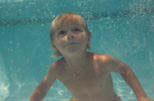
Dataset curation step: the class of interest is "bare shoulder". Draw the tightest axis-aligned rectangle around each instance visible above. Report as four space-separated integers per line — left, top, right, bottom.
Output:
33 58 66 93
89 53 113 71
48 58 65 77
92 53 113 63
92 53 130 74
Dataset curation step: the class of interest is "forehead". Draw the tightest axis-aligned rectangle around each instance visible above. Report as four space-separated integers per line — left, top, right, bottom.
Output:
53 15 85 29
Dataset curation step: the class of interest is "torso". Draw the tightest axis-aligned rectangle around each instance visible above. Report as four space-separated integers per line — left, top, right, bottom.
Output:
55 52 115 101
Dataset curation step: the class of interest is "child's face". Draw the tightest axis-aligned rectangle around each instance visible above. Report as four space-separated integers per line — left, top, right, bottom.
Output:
52 20 91 57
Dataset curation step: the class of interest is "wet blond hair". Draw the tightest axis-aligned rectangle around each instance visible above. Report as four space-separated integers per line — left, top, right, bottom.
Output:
49 12 91 57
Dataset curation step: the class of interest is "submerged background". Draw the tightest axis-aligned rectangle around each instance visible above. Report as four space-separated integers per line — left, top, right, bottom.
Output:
0 0 154 101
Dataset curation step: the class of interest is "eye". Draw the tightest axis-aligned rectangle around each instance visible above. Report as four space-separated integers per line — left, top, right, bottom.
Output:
73 28 81 33
59 30 66 36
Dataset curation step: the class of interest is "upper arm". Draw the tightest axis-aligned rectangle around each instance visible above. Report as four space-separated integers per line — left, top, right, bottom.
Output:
106 54 130 74
37 62 57 94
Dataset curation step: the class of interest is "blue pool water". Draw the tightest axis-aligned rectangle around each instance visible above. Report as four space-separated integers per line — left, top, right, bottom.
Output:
0 0 154 101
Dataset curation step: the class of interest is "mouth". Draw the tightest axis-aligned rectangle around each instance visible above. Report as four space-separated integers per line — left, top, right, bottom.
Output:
66 43 78 46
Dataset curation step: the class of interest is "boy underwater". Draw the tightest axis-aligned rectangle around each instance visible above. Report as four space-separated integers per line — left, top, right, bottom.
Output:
30 12 153 101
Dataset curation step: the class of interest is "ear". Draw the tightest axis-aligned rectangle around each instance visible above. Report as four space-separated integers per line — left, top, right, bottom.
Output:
87 31 91 45
51 43 58 52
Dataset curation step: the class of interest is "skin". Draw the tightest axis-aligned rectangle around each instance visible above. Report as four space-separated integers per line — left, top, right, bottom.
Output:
30 19 153 101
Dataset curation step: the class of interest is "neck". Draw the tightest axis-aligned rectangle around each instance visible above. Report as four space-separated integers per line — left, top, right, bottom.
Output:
63 52 89 70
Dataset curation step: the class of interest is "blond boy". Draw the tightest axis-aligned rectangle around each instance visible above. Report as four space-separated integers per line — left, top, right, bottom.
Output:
30 13 153 101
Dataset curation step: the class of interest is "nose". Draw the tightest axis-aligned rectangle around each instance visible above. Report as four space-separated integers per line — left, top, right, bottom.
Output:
67 31 74 40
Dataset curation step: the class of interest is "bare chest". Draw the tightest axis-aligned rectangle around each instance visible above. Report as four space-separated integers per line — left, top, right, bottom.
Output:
58 65 111 92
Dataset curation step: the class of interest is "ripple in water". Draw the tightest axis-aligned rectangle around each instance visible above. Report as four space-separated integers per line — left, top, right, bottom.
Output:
0 53 10 101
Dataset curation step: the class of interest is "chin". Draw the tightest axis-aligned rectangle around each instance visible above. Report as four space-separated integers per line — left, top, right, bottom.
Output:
66 46 80 52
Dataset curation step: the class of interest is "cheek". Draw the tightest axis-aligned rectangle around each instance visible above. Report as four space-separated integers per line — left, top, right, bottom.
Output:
55 38 66 48
81 34 88 42
78 35 89 46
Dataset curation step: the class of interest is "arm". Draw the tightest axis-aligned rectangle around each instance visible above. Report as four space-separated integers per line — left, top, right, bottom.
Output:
30 63 57 101
108 55 151 101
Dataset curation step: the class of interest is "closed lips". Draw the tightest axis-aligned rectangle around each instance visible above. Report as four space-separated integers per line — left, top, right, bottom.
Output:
67 43 78 46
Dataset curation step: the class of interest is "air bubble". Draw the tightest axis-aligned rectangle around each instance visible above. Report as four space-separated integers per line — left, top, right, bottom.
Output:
9 41 13 44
